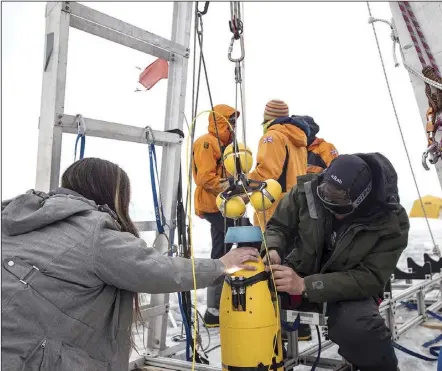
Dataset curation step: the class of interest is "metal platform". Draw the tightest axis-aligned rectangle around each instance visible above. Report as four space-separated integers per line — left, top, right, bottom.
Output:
130 273 442 370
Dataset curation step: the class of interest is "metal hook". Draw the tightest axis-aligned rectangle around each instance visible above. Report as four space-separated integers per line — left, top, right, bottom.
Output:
197 1 210 16
368 16 400 68
422 142 441 170
228 34 245 63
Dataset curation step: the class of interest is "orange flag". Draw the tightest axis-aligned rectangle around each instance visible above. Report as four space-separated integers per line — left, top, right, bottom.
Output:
138 58 169 90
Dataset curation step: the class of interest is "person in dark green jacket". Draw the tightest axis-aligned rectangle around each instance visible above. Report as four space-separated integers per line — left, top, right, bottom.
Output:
264 153 409 371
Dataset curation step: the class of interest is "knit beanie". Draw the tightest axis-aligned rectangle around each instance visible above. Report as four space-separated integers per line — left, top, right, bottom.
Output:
264 100 289 121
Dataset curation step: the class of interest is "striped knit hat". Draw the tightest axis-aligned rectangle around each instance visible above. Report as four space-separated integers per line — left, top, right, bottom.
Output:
264 100 289 121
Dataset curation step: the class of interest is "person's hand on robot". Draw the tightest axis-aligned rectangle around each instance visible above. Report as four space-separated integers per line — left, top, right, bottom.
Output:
219 247 259 274
267 264 305 296
262 249 281 265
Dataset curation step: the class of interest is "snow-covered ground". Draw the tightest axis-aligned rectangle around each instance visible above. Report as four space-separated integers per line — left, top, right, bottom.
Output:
131 217 442 370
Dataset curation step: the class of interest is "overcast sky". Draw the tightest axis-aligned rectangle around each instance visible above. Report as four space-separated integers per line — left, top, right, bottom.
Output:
2 1 442 226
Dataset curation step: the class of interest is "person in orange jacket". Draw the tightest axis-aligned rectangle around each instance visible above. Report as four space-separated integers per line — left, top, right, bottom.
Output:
300 116 339 173
249 100 313 340
192 104 256 327
248 100 309 230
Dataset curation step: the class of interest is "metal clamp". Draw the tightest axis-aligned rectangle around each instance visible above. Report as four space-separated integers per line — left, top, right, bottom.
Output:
229 1 243 40
196 11 204 36
228 34 245 63
422 142 441 170
74 114 86 136
145 126 156 144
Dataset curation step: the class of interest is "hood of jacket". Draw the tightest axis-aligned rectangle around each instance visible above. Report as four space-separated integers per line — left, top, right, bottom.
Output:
353 152 400 210
267 116 309 148
1 188 117 237
307 137 325 151
208 104 239 146
291 115 320 147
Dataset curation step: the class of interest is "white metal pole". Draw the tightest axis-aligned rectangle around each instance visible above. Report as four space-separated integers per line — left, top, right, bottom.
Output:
389 1 442 189
148 1 193 351
36 2 70 191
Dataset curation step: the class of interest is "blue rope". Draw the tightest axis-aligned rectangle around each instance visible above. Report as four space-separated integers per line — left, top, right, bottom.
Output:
401 301 442 322
392 300 442 361
177 292 192 361
148 143 165 234
423 333 442 348
423 333 442 358
281 314 300 332
393 342 439 361
74 134 86 160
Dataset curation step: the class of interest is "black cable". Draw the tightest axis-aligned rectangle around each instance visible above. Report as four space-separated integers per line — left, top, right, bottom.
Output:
195 13 227 178
191 304 211 352
187 3 204 213
310 326 321 371
206 344 221 354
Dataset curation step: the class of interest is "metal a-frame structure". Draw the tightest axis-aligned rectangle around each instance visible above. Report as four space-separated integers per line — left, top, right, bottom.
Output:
37 2 442 371
36 0 192 357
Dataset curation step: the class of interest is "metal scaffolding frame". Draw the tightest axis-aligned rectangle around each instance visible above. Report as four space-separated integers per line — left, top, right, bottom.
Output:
36 0 192 358
135 273 442 370
36 2 442 370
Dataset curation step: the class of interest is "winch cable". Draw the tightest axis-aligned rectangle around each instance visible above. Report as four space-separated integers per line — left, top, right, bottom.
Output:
367 2 440 256
227 4 283 367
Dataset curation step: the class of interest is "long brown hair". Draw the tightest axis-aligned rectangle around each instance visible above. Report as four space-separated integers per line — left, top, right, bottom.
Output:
61 158 143 334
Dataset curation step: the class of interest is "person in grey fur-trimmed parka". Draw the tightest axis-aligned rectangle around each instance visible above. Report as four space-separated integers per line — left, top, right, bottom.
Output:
1 157 259 371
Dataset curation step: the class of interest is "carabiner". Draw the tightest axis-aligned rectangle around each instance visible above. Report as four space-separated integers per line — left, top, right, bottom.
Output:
422 150 430 171
422 142 439 170
228 34 245 63
75 114 86 136
145 126 156 144
197 1 210 16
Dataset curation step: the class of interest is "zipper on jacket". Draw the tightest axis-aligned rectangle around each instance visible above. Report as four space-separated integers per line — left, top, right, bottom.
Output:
38 339 47 370
20 338 47 371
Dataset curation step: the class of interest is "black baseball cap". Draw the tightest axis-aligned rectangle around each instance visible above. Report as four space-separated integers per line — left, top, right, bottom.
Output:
318 155 373 215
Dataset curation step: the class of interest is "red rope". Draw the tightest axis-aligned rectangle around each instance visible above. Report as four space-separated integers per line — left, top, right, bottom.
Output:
403 1 440 77
398 2 427 68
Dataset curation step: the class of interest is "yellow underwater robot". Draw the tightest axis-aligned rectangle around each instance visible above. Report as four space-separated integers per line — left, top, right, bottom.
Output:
219 252 284 371
215 142 284 370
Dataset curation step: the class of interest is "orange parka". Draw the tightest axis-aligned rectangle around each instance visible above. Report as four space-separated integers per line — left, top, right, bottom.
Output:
307 138 339 174
248 117 309 229
192 104 239 216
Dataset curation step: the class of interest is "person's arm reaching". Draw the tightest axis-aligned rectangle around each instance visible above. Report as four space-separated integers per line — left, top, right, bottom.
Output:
93 216 259 294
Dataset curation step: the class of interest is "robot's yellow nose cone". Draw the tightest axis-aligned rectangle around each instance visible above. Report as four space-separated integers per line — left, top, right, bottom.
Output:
231 257 265 278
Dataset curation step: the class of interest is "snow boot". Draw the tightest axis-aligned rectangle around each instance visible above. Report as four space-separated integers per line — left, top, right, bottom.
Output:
203 309 219 328
298 323 312 341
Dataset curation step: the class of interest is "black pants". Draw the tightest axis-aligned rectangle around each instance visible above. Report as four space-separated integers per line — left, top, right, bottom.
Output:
327 298 398 371
203 212 259 309
204 212 234 259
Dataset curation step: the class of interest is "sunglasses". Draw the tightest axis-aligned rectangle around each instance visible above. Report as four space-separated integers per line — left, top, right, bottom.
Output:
316 181 372 216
